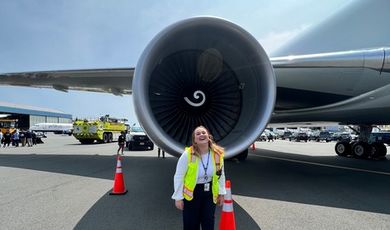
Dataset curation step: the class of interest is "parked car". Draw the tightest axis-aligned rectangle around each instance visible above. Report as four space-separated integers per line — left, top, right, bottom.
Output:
281 131 293 140
317 131 332 142
126 126 154 151
333 132 352 142
263 130 277 141
308 130 320 141
370 132 390 145
289 132 308 142
256 132 267 141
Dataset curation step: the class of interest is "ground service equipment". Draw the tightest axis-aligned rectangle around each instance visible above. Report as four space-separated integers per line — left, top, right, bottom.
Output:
126 126 154 150
73 115 127 144
0 119 18 135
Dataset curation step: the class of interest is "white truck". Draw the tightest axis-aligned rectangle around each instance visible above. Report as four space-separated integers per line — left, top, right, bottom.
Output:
126 126 154 151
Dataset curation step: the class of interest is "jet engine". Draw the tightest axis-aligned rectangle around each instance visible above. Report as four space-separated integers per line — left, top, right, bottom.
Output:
133 17 276 159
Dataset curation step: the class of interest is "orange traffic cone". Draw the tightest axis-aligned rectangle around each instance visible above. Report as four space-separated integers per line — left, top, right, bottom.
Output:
109 155 128 195
251 143 256 150
219 180 236 230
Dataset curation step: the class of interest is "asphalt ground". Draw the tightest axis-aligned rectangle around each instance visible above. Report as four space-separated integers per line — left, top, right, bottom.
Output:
1 135 390 230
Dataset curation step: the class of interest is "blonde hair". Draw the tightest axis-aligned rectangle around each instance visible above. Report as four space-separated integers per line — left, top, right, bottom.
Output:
191 125 224 157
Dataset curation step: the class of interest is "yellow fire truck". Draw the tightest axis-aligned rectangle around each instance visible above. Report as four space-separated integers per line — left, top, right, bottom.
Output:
73 115 127 144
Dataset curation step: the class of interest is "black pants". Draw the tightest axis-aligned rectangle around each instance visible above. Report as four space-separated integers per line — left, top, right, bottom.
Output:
183 183 216 230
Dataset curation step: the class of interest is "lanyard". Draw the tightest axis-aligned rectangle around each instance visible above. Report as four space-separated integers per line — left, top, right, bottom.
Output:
200 152 210 181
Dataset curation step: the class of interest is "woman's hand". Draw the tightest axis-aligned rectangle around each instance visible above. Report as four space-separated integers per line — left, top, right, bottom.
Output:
175 200 184 210
217 195 224 206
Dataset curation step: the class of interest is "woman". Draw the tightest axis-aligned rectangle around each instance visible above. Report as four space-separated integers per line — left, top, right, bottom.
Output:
172 125 226 230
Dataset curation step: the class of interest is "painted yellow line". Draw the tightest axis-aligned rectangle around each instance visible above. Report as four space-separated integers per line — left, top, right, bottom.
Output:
253 154 390 176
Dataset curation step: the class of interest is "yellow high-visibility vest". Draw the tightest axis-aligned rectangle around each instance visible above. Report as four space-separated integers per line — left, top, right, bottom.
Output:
183 146 223 204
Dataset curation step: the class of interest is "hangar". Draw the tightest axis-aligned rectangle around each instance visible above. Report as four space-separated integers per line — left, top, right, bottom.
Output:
0 100 72 131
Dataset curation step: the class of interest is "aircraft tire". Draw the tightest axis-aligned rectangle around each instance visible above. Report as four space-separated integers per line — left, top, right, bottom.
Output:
352 141 369 158
371 142 387 158
335 141 351 156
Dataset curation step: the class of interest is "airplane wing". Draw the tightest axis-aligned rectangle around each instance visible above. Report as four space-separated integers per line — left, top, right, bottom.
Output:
0 68 134 96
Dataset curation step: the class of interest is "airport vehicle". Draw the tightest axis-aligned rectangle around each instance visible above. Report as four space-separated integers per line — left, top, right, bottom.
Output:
280 131 293 140
332 132 352 142
257 129 276 142
316 131 332 142
1 1 390 160
370 132 390 145
73 115 127 144
126 126 154 151
289 132 308 142
30 123 73 135
256 132 267 142
0 118 18 134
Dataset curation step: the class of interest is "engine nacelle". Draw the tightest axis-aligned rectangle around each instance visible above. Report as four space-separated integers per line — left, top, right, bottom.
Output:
133 17 276 158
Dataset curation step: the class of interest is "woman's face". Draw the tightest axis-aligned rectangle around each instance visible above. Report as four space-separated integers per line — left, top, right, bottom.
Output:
194 127 209 145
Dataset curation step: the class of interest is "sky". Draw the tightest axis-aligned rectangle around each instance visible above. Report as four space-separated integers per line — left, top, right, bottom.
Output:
0 0 351 124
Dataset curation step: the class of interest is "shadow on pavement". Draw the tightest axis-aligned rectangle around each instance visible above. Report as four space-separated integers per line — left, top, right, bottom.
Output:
0 153 260 229
228 149 390 215
1 147 390 228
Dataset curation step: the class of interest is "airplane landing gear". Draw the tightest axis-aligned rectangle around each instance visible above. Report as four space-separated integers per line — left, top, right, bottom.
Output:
335 141 387 159
335 141 351 156
335 125 387 159
351 141 369 158
371 142 387 158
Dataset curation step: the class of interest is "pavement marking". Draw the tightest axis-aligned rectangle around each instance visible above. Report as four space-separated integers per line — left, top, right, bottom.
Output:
252 154 390 176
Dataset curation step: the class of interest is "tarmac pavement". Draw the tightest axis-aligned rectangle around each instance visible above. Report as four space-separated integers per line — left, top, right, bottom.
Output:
1 135 390 229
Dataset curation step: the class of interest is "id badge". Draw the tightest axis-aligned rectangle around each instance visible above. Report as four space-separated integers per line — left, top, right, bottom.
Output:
204 183 210 192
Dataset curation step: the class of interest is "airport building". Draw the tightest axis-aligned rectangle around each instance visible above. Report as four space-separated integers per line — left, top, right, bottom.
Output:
0 101 72 130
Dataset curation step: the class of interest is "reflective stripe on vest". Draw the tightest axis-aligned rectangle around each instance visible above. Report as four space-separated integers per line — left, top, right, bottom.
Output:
183 146 224 204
